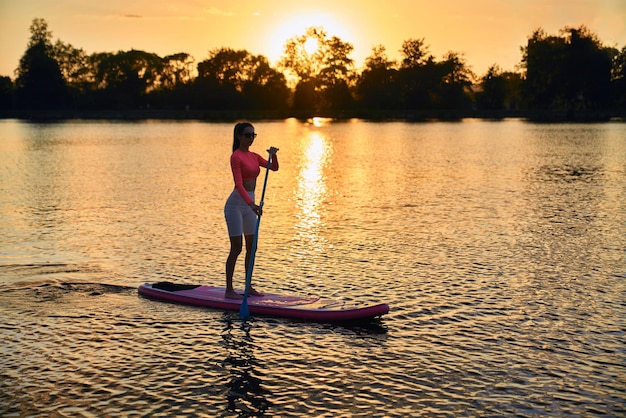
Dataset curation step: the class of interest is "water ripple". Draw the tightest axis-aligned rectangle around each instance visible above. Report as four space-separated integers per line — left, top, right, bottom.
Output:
2 120 626 417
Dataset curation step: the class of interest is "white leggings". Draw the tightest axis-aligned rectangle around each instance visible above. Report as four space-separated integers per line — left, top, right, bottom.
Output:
224 190 257 237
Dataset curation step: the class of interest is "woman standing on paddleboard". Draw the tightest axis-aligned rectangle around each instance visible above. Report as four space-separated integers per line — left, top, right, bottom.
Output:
224 122 279 299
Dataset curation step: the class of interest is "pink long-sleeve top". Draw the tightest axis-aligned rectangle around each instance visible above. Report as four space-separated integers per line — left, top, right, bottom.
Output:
230 149 276 204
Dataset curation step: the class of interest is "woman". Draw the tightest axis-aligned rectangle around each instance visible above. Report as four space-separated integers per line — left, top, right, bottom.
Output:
224 122 279 299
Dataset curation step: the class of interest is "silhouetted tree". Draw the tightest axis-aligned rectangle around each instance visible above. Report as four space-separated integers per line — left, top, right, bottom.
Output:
52 40 91 89
502 71 523 110
161 53 195 88
0 76 14 110
279 27 355 111
435 51 473 109
241 60 290 110
316 33 355 109
611 46 626 106
90 50 162 108
400 38 430 68
280 27 324 83
475 66 523 111
292 79 317 111
15 18 68 109
7 18 625 116
144 53 196 110
521 29 564 109
49 39 95 107
396 40 474 110
563 26 612 109
476 65 506 109
397 38 434 109
196 48 288 110
521 26 612 111
355 45 400 109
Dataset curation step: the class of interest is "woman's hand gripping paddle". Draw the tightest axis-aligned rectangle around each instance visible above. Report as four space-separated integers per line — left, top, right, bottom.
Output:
240 151 273 320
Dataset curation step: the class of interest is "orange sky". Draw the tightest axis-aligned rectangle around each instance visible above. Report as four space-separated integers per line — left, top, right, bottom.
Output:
1 0 625 78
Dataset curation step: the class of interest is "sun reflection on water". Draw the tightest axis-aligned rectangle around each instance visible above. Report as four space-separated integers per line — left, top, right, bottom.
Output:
294 131 332 250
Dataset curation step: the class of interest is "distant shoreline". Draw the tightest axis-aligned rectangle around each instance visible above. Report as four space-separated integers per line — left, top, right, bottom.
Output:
1 108 624 122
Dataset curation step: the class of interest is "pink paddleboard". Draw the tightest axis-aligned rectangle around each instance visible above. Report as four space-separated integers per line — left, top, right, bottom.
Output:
138 282 389 322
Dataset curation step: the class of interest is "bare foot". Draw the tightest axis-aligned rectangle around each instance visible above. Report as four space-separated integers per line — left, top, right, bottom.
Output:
249 287 264 297
225 290 243 300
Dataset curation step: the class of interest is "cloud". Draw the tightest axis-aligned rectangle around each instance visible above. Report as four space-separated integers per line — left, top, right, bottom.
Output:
203 7 234 17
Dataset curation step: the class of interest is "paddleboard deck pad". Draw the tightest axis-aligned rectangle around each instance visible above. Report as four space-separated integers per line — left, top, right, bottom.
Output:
138 282 389 321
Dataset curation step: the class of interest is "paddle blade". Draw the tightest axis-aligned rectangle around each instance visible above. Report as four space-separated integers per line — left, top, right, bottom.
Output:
239 297 250 319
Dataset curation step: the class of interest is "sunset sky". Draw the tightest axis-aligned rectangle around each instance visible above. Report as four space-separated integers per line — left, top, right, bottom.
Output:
1 0 625 78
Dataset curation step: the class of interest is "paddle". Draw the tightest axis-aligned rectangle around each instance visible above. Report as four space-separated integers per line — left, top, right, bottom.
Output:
239 151 273 319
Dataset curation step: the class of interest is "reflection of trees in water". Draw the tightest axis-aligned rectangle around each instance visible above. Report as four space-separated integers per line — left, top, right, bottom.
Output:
221 315 271 416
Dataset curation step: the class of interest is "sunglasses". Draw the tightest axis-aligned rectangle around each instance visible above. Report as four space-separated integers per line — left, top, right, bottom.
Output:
242 132 257 139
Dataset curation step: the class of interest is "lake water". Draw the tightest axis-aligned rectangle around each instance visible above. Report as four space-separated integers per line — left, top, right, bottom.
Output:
0 118 624 417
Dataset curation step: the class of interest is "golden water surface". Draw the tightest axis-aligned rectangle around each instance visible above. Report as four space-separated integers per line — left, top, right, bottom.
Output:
1 118 624 417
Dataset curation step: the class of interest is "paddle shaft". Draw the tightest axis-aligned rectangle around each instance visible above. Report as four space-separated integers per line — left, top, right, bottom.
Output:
239 152 272 319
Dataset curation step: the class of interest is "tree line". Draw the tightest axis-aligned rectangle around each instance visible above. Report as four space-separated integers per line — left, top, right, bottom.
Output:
1 18 625 119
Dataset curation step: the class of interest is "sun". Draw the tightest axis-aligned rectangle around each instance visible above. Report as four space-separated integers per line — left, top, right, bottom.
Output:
266 13 352 65
304 38 319 55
